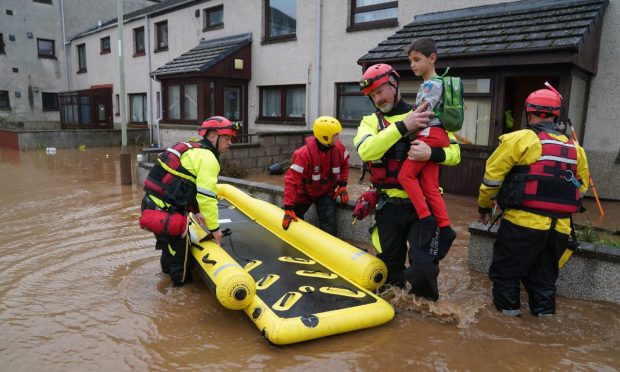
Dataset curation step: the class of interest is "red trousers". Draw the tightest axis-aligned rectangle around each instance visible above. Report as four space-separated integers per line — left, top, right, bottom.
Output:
398 127 451 227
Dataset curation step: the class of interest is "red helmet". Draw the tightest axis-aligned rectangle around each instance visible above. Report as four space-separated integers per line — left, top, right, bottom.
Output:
525 89 561 118
360 63 400 95
199 116 241 137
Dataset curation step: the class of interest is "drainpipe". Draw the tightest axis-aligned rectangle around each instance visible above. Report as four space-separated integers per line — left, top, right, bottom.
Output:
315 0 322 126
59 0 69 90
145 15 154 145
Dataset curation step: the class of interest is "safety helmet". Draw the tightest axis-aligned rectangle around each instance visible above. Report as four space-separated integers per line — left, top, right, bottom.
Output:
359 63 400 95
199 116 241 137
525 89 561 118
313 116 342 146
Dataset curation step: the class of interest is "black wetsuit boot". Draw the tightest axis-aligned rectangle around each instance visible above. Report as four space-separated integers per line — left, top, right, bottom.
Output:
403 216 441 301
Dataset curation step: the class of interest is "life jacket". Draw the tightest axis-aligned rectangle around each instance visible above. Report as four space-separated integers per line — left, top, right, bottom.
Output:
302 136 345 196
497 128 582 218
143 141 215 209
367 112 410 190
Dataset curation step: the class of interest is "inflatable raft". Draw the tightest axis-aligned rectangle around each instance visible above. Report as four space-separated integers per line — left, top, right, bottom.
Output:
188 184 394 345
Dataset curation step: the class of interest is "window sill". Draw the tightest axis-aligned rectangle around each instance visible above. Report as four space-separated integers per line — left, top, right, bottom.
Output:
256 118 306 126
77 69 87 74
346 19 398 32
154 47 168 53
203 24 224 32
260 34 296 45
38 54 57 59
133 51 146 57
100 50 111 55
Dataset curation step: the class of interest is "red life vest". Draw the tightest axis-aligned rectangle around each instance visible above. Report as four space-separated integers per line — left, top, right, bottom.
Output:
143 141 211 209
497 129 582 217
302 136 345 197
368 113 410 190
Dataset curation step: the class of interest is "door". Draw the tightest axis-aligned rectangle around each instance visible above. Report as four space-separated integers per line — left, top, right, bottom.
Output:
214 82 248 141
92 95 112 128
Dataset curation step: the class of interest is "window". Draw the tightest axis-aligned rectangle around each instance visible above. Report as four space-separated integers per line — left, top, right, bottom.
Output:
203 5 223 30
130 93 147 123
37 38 55 58
259 85 305 121
336 83 375 125
100 36 110 54
155 21 168 51
0 90 10 110
264 0 296 41
0 33 5 54
77 44 87 72
459 78 492 146
61 94 78 124
133 27 145 56
168 85 180 119
33 0 53 4
42 92 59 111
349 0 398 31
184 84 197 120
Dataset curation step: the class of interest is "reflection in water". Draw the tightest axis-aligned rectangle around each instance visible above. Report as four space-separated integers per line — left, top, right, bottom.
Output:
0 147 619 370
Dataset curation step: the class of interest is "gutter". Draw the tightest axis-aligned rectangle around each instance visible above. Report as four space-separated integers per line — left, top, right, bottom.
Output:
59 0 69 90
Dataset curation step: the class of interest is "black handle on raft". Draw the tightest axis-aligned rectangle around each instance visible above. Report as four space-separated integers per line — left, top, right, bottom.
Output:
202 253 217 265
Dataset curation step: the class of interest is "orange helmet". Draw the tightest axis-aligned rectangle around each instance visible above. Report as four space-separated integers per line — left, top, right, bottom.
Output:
525 89 561 118
199 116 241 137
360 63 400 95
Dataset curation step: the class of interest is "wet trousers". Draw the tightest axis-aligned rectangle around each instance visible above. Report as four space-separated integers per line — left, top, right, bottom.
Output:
398 127 451 227
294 194 338 236
489 218 567 315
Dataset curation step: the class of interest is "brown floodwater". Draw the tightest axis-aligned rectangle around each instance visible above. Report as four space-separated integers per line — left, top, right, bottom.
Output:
1 146 619 370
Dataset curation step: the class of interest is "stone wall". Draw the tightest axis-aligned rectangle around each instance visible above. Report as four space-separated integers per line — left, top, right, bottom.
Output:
468 222 620 305
0 128 149 150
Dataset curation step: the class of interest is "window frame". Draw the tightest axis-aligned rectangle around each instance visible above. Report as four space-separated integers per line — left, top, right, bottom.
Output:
42 92 59 111
348 0 398 32
155 20 168 52
203 5 224 31
76 43 87 73
33 0 53 4
133 26 145 56
129 93 148 124
100 36 111 54
0 90 10 110
258 84 306 122
37 38 56 58
458 76 494 147
263 0 296 44
162 79 202 123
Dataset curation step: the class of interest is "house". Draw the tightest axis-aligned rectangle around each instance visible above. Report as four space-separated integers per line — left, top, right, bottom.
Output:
2 0 618 200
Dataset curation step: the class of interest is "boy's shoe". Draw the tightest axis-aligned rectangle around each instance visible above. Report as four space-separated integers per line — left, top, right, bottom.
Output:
437 226 457 261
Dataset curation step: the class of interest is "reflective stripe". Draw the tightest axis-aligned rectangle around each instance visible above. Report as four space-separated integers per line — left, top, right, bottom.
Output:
539 155 578 164
214 263 238 277
355 134 371 150
501 309 521 316
167 147 182 158
343 150 349 159
332 167 340 174
290 164 304 173
311 174 321 181
482 177 502 187
540 139 575 148
196 186 217 198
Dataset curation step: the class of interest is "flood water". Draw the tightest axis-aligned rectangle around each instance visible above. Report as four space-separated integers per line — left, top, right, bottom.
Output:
1 146 619 371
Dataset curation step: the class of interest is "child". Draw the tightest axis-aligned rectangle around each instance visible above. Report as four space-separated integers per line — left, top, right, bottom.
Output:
398 37 456 255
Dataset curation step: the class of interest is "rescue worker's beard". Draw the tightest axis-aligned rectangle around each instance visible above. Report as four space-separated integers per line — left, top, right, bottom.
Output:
377 102 394 113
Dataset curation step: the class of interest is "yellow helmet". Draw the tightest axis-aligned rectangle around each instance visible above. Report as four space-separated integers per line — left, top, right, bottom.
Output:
313 116 342 146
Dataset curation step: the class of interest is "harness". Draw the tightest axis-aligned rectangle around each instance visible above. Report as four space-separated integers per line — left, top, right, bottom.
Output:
302 136 344 187
143 141 216 209
367 112 411 190
497 127 582 218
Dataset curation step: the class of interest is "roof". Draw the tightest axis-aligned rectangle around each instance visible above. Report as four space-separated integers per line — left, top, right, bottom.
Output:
151 33 252 77
70 0 205 40
358 0 608 67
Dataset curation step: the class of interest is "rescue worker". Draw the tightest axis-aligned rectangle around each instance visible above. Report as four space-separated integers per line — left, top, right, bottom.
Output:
141 116 239 287
282 116 350 236
354 63 461 298
478 86 589 316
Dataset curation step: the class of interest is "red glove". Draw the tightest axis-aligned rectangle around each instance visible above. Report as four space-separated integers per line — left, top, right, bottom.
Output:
282 208 298 230
352 189 379 221
333 186 349 204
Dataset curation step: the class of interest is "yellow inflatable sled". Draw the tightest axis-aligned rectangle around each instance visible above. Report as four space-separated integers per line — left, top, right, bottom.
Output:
188 184 394 345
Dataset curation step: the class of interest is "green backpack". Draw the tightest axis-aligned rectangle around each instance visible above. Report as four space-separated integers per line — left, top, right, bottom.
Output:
432 68 464 132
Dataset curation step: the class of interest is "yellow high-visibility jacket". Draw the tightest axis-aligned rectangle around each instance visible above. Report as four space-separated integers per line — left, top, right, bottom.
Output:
354 111 461 199
479 128 589 234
